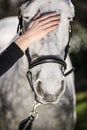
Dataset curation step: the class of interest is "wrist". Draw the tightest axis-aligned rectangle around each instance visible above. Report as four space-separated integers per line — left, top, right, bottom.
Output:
15 33 31 52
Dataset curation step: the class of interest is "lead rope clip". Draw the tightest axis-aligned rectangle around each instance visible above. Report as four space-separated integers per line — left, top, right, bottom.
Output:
18 101 41 130
29 101 41 120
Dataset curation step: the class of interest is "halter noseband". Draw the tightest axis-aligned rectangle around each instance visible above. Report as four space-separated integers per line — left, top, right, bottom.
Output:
29 55 66 70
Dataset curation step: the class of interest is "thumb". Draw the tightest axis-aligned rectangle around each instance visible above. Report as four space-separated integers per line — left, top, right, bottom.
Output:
27 10 41 29
34 10 41 20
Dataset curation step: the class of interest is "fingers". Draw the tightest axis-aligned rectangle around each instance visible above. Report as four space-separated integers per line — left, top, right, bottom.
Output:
45 25 58 34
39 15 60 26
40 20 59 30
39 12 59 21
37 14 60 30
34 11 58 21
34 12 60 28
30 12 60 29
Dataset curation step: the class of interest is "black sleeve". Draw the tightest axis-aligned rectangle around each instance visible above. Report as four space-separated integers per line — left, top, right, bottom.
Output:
0 42 24 76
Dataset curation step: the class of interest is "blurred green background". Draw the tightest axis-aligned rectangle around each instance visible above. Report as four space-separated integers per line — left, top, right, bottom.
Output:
70 1 87 130
0 0 87 130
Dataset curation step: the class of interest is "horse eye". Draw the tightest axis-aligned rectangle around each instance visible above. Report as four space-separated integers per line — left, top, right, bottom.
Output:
23 16 30 22
61 66 65 74
36 70 40 80
67 17 73 21
56 80 64 97
36 81 43 96
23 16 30 19
59 80 64 94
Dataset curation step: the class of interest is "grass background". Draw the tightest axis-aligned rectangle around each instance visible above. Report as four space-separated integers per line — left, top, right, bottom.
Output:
75 91 87 130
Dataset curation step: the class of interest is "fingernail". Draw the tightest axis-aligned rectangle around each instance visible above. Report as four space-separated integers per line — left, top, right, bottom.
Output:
38 9 40 11
52 11 57 14
58 14 61 16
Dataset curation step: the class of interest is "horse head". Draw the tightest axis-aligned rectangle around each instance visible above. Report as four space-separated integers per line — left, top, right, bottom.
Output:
19 0 75 104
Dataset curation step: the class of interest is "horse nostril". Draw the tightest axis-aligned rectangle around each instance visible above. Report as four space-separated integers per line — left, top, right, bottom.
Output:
56 80 65 97
36 81 44 97
44 94 57 102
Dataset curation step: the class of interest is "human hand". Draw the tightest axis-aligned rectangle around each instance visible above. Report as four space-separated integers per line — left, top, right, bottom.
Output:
25 11 60 43
16 11 60 52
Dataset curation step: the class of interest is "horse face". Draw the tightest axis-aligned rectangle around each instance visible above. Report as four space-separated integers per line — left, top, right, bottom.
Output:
21 0 74 104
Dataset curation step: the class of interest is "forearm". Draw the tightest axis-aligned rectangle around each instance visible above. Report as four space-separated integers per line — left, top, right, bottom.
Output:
0 42 24 76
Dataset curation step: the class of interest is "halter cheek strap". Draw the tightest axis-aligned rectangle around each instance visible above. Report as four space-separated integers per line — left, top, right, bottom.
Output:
17 7 24 35
64 21 72 60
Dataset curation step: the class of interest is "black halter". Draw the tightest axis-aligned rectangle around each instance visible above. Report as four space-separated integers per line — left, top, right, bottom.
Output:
28 55 66 70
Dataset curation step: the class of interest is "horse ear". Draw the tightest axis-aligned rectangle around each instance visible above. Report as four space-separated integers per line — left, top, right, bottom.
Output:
19 0 32 5
21 0 29 3
65 0 73 6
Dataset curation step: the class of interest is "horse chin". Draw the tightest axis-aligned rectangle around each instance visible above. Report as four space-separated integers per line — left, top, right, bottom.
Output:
35 96 59 105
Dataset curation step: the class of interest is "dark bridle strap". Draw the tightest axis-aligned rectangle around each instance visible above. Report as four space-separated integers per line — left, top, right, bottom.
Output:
25 48 31 68
64 21 72 60
29 55 67 70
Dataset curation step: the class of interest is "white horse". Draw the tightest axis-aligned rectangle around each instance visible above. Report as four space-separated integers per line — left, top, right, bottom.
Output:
0 0 76 130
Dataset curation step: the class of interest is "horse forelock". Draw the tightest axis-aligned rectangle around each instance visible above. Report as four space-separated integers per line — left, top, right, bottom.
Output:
21 0 74 18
